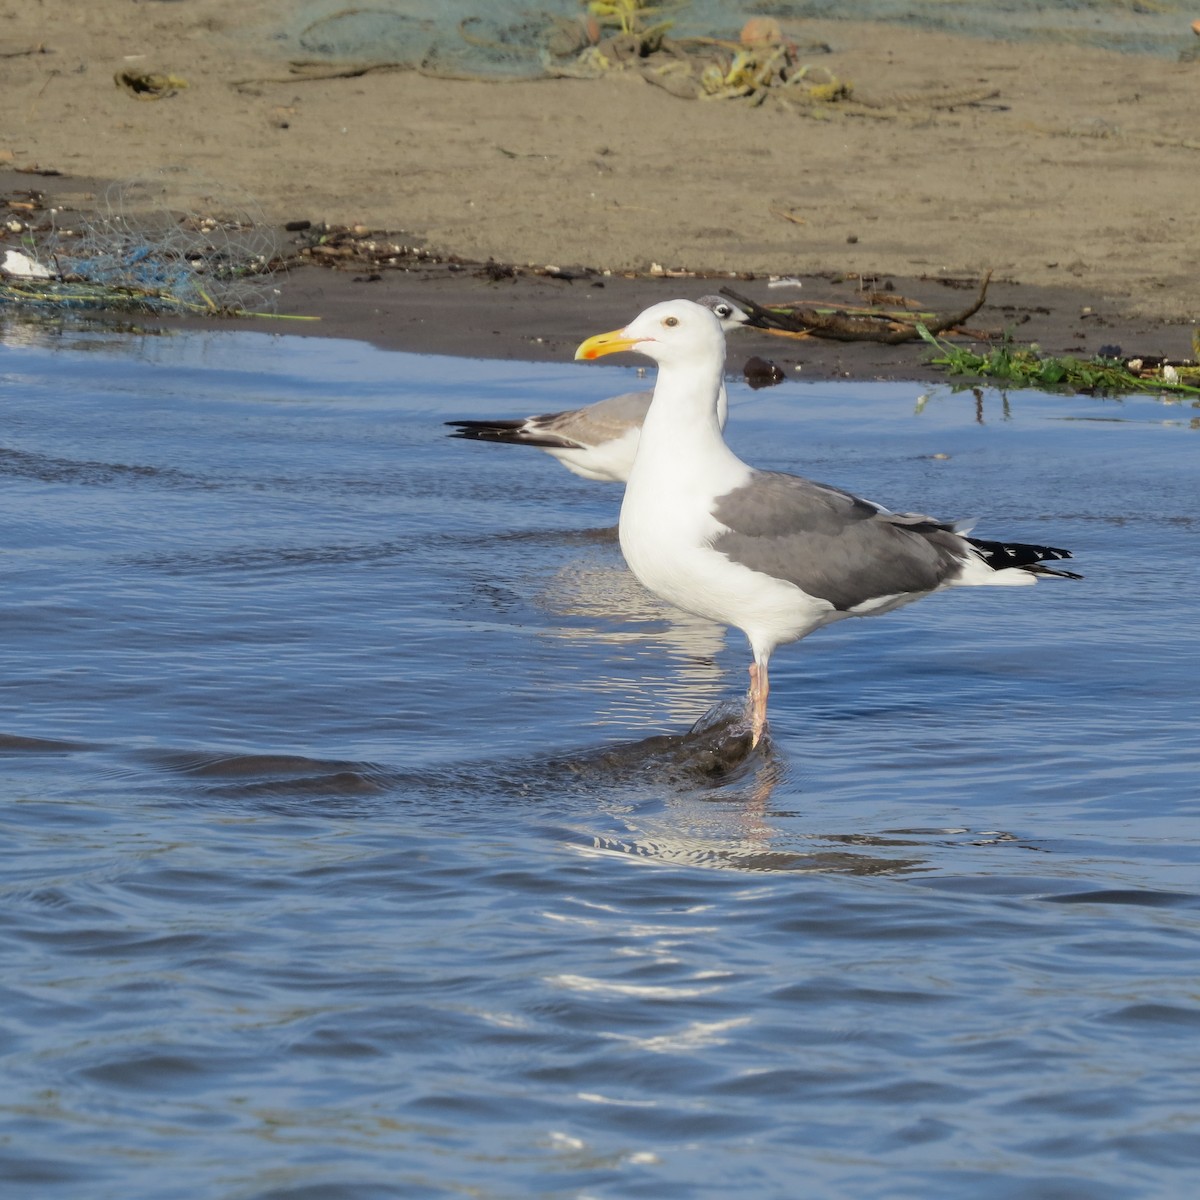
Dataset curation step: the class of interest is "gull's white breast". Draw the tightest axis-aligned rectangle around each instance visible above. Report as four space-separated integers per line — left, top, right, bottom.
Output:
619 467 840 651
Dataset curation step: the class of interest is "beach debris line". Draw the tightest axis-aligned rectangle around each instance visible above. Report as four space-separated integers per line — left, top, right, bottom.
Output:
719 272 994 344
1 178 286 317
294 223 445 271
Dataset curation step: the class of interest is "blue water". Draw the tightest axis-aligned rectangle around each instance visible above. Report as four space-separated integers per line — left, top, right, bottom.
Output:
2 320 1198 1199
772 0 1198 57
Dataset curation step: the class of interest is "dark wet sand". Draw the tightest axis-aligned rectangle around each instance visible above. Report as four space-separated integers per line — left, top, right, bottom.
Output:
194 255 1197 384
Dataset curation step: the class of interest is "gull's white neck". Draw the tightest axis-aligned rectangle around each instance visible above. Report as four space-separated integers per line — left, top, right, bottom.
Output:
624 345 749 502
617 333 755 615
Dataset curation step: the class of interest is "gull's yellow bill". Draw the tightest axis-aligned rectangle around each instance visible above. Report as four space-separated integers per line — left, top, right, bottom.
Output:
574 328 641 361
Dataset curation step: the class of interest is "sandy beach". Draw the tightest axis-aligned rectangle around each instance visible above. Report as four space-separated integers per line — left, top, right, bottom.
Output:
2 0 1198 377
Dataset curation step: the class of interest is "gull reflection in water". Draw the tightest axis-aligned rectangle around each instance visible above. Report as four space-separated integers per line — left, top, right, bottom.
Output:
131 722 1024 879
516 545 1023 877
536 707 1031 876
534 554 732 728
532 706 922 875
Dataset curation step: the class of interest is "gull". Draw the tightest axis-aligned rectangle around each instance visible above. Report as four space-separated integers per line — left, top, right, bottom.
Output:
445 296 754 483
574 298 1081 747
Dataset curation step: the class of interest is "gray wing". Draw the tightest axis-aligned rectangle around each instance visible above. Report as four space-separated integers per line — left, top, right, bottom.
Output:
710 471 968 610
446 390 652 451
534 391 652 446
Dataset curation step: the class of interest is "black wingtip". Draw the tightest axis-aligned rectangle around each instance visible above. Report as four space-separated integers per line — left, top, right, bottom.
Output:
443 421 584 451
966 537 1082 579
1025 563 1084 580
444 419 528 445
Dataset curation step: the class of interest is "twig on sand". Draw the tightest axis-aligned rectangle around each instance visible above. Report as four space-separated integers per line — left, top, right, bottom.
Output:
721 270 993 343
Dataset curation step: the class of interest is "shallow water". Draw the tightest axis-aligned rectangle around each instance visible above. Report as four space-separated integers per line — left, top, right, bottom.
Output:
2 320 1198 1199
772 0 1198 57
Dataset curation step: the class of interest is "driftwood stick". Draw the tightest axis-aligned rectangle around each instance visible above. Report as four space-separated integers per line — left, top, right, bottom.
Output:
722 270 993 344
915 269 993 340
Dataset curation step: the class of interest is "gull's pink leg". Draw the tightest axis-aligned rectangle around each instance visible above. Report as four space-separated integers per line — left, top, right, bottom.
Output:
747 660 770 748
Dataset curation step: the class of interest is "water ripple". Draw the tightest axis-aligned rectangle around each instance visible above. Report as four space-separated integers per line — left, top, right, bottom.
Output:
1 330 1197 1200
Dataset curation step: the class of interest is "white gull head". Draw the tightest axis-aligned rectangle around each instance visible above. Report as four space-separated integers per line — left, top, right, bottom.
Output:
574 298 727 375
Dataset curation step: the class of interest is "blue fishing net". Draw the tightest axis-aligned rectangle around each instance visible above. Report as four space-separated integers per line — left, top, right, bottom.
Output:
19 176 283 316
273 0 1196 79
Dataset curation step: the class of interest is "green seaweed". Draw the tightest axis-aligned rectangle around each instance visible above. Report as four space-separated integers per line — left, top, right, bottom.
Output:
917 325 1200 397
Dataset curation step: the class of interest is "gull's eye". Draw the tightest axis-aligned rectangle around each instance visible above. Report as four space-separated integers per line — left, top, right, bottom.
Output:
713 304 731 319
664 316 679 327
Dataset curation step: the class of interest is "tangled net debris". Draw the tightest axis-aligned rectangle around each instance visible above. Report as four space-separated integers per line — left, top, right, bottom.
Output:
266 2 851 107
3 176 284 316
561 8 850 106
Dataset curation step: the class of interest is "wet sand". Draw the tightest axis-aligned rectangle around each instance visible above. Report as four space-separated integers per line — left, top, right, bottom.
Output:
217 260 1193 383
2 1 1198 376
